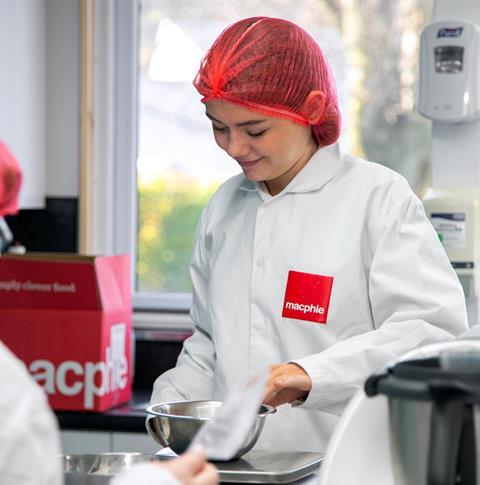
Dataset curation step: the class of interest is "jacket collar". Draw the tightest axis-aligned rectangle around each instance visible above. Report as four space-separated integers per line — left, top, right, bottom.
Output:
238 143 343 198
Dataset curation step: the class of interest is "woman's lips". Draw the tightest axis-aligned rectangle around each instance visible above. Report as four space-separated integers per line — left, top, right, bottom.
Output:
238 157 262 168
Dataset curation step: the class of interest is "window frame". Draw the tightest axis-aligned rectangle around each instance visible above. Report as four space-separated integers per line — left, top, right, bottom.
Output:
107 0 192 312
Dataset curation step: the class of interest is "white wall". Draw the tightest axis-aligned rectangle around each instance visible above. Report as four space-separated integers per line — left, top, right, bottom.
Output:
0 0 47 208
46 0 79 198
0 0 79 209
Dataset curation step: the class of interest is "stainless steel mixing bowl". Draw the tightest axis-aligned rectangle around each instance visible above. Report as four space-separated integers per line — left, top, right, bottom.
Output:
63 453 156 485
146 400 276 459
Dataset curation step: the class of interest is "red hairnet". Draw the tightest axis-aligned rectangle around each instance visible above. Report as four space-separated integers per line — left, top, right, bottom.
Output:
194 17 341 147
0 141 22 217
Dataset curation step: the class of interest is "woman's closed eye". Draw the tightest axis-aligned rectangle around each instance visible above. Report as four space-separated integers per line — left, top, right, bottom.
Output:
211 124 268 137
247 129 268 138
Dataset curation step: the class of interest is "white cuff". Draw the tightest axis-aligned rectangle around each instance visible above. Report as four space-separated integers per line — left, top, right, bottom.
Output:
111 462 181 485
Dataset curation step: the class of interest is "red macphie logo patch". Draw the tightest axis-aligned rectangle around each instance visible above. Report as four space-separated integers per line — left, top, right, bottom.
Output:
282 270 334 324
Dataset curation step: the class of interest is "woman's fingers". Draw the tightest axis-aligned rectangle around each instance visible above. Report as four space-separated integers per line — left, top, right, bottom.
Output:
263 363 312 406
191 463 219 485
274 373 311 392
162 451 213 484
263 386 307 407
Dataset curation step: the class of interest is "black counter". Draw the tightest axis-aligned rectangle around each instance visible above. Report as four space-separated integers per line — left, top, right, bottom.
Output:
55 389 151 433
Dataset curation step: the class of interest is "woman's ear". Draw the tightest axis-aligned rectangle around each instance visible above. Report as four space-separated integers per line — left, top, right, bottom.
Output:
303 91 326 125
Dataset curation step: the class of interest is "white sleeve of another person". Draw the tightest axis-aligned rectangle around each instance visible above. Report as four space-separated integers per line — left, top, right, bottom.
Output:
0 342 63 485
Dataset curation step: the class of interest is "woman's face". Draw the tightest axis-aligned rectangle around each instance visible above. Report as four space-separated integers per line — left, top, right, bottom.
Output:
205 99 318 195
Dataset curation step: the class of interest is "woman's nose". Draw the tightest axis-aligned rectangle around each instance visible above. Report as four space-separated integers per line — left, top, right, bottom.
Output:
225 133 249 159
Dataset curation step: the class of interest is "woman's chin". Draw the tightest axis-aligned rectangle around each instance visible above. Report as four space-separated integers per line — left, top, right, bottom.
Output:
241 168 264 181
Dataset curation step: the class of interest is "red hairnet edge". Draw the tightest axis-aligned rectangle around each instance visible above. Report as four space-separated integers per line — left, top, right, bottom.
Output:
201 92 310 126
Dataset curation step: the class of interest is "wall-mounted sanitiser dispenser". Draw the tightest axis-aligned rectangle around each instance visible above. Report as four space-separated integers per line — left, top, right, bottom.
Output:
417 21 480 123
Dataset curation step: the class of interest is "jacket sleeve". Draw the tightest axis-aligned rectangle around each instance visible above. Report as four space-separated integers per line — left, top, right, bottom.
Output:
293 176 468 415
3 397 62 485
150 207 216 406
111 463 181 485
1 343 63 485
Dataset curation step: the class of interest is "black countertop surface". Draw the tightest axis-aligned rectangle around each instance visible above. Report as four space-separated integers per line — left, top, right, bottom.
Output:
55 389 151 433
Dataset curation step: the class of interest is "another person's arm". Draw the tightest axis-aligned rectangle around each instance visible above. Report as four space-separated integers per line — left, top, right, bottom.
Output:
0 342 62 485
111 452 218 485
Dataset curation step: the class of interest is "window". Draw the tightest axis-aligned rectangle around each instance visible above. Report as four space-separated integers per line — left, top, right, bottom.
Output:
114 0 433 311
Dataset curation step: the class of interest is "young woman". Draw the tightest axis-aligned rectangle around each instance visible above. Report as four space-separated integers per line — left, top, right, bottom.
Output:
149 17 467 452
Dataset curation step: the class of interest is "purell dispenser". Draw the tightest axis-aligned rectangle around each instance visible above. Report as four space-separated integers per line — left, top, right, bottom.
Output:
417 21 480 123
418 6 480 326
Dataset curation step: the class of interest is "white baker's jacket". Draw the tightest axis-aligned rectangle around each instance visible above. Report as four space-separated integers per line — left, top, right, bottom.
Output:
0 341 62 485
150 143 468 452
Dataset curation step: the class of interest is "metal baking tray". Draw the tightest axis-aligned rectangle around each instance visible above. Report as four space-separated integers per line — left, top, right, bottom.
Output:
63 450 323 484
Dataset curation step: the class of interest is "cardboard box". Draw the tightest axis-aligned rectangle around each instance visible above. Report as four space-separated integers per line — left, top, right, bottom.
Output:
0 253 133 411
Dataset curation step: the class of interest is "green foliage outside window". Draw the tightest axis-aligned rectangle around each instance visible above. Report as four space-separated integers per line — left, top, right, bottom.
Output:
137 175 218 292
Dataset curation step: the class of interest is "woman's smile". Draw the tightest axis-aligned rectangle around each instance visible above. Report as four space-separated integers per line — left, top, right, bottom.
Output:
237 157 263 169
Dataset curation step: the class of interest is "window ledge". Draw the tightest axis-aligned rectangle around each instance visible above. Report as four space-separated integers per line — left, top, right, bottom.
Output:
133 311 193 342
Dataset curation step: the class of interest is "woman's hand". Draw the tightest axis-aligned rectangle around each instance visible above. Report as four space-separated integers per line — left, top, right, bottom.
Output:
160 451 219 485
262 363 312 407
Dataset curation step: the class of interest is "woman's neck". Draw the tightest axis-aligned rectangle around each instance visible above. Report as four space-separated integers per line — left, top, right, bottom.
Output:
265 140 318 196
